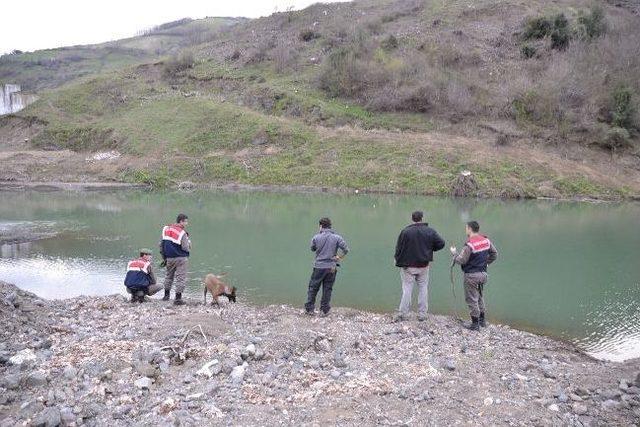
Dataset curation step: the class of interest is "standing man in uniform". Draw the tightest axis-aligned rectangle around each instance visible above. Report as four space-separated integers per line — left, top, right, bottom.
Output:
124 248 162 303
450 220 498 331
394 211 445 322
160 214 192 306
305 217 349 317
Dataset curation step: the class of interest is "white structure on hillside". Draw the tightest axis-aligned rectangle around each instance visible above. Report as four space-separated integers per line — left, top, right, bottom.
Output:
1 84 36 115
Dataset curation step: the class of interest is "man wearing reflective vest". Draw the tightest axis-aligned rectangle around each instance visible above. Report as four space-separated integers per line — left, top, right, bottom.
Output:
124 248 161 303
450 221 498 331
159 213 192 305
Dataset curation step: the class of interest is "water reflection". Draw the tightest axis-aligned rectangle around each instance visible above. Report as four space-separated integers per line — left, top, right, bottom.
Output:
1 242 33 258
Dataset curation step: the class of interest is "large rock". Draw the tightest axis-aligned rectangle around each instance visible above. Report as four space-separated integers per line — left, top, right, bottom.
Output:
33 407 61 427
9 349 37 366
25 370 48 387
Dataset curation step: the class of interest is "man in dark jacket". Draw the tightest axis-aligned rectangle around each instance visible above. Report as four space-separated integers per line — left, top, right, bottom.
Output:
124 249 162 303
394 211 445 321
450 220 498 331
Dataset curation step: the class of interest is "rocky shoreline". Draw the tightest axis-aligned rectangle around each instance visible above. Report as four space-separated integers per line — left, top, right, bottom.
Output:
1 281 639 426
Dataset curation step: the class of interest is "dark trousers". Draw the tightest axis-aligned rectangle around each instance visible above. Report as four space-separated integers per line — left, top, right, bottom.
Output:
305 268 337 314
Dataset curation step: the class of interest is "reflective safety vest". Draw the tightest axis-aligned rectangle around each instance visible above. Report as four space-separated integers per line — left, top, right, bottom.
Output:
462 235 492 274
161 224 190 258
124 258 152 290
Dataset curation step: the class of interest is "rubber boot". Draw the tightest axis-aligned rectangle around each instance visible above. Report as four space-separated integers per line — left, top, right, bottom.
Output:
130 293 137 303
463 316 480 331
162 290 170 301
174 293 185 306
135 291 145 303
479 312 487 328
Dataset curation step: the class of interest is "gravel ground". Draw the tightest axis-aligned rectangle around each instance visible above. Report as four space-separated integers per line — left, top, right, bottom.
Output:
0 281 639 426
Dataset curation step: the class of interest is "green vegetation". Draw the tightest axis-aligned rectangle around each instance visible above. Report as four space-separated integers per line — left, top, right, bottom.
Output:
1 0 638 198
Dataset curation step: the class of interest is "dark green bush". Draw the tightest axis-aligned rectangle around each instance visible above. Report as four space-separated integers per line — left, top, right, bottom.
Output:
578 5 607 40
299 29 321 42
163 51 194 76
550 14 570 50
523 17 552 40
318 47 367 97
381 35 399 51
603 126 630 152
520 44 537 59
611 85 635 130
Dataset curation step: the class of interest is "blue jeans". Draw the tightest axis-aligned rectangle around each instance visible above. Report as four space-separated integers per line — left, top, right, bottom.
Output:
305 268 337 314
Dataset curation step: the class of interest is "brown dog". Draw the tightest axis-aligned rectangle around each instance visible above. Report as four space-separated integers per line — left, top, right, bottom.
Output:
203 273 237 305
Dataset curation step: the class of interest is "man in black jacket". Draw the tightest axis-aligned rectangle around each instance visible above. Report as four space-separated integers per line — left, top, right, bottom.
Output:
394 211 445 321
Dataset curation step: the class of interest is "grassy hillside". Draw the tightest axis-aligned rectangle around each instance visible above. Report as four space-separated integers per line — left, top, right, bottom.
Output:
1 0 639 198
0 17 243 91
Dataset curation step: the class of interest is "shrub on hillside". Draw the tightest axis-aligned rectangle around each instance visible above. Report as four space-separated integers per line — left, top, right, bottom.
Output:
163 51 195 77
578 5 607 40
318 47 367 97
521 44 537 59
611 85 636 130
602 126 631 152
523 17 552 40
381 35 399 51
299 29 321 42
550 14 570 50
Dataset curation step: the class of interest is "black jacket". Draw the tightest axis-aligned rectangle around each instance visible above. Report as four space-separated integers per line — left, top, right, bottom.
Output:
394 223 445 268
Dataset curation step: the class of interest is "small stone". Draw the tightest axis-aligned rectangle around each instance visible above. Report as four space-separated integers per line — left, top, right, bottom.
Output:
315 338 331 353
601 389 622 400
635 372 640 387
569 393 583 402
572 403 588 415
254 347 265 361
60 407 75 425
602 399 620 410
133 361 157 378
9 348 37 366
620 379 629 391
444 360 456 371
626 386 640 395
62 366 78 381
575 387 590 397
245 344 256 357
548 403 559 412
33 407 61 427
196 360 221 378
484 397 493 406
230 362 247 386
330 370 341 379
25 370 48 387
541 366 557 379
134 377 153 389
557 393 569 403
514 373 528 381
0 373 21 390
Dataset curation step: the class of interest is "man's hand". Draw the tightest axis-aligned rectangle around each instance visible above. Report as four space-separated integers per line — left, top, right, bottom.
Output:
333 255 342 262
450 246 457 256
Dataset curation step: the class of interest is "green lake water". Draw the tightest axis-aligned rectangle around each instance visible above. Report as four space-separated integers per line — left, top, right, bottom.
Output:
0 190 639 362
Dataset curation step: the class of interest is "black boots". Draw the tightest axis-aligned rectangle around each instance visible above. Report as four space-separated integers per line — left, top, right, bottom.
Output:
479 312 487 328
464 316 480 331
174 293 185 306
130 291 145 304
162 290 170 301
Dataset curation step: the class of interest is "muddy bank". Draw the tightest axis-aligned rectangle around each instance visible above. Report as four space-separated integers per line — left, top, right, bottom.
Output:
0 281 639 426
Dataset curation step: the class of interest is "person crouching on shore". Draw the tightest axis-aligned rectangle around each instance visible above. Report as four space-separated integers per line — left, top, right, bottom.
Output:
124 249 162 303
